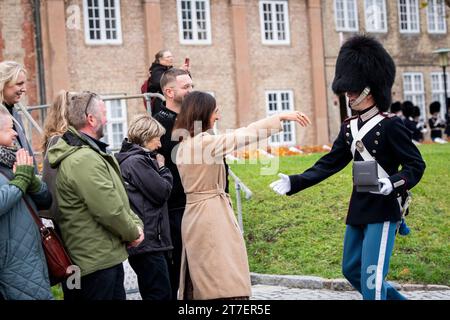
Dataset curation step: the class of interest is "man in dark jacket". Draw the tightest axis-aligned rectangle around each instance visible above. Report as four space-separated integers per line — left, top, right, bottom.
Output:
270 36 426 300
116 114 173 300
153 68 193 300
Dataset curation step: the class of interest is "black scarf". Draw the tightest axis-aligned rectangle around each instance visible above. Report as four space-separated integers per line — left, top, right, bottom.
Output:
0 146 17 169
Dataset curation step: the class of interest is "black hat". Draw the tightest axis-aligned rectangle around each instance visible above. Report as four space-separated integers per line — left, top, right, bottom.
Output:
402 101 415 118
390 101 402 113
429 101 441 114
332 35 396 111
413 106 421 118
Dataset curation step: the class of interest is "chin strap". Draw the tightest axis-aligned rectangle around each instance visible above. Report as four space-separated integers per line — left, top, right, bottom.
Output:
350 87 371 107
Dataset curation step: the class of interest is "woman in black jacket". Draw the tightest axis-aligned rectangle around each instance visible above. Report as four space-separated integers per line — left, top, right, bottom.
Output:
116 114 173 300
146 49 190 115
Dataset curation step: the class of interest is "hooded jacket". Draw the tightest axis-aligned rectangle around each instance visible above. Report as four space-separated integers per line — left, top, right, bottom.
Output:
47 127 143 277
0 166 53 300
115 139 173 256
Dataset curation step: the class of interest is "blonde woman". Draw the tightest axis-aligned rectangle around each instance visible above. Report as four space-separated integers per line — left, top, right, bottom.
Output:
0 61 34 164
115 114 174 300
41 90 74 222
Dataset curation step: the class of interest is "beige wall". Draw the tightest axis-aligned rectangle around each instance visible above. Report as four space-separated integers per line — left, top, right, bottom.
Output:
246 0 316 145
63 0 147 118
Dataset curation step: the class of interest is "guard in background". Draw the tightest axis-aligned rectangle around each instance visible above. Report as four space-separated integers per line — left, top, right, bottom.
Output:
428 101 448 144
270 35 426 300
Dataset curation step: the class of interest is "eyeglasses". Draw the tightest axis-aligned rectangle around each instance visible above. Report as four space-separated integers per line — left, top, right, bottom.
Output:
70 91 95 117
84 92 95 117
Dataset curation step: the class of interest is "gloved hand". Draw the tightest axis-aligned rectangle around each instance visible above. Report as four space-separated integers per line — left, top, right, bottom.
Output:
28 174 42 193
9 165 34 194
270 173 291 195
370 178 393 195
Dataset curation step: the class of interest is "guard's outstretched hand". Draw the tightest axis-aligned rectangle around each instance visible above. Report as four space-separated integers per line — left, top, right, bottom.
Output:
370 178 393 195
270 173 291 195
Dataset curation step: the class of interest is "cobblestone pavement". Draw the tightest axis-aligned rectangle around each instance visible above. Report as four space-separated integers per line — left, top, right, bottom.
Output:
124 260 449 300
250 284 450 300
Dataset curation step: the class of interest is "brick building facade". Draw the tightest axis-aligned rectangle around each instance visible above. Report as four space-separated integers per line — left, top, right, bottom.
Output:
0 0 449 150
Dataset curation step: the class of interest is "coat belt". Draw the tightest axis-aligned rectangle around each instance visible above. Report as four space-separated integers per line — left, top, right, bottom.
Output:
186 188 230 204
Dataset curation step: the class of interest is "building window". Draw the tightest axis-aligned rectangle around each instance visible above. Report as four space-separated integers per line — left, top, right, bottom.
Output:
334 0 359 32
259 0 291 45
364 0 387 33
102 98 128 151
398 0 420 33
431 72 450 119
177 0 212 45
83 0 122 45
427 0 447 34
403 73 425 120
266 90 296 146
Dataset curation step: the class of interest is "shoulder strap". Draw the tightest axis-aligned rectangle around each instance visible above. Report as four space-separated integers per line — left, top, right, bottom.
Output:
349 115 389 179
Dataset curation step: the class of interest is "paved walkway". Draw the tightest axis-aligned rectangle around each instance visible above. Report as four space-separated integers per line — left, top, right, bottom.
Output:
251 284 450 300
123 260 450 300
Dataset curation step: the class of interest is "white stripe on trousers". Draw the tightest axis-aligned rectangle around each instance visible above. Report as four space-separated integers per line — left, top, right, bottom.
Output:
375 222 390 300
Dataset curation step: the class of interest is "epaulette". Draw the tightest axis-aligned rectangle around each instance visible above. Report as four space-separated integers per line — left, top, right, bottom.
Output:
343 115 358 123
381 112 396 118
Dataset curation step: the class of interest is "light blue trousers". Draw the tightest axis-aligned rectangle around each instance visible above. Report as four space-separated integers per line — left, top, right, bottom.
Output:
342 222 407 300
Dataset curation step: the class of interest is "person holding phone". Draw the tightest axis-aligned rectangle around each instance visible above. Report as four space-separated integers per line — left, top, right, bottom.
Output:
145 50 191 115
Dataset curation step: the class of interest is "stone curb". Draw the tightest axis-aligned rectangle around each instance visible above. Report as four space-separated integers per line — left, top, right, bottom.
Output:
250 273 450 292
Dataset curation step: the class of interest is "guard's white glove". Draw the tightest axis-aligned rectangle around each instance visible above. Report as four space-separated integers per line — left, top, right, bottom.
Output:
270 173 291 195
370 178 393 195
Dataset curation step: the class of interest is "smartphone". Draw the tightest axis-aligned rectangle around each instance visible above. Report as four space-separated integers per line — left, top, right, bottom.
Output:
185 57 190 67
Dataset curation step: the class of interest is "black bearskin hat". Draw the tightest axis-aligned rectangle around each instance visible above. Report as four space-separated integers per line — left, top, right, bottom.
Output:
332 35 396 112
402 101 415 118
429 101 441 114
413 106 421 118
390 101 402 113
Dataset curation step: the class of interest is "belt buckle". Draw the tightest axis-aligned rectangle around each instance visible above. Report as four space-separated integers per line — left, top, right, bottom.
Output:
355 140 365 153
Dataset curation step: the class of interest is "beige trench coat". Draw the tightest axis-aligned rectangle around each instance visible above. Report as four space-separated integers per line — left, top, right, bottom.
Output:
176 115 282 300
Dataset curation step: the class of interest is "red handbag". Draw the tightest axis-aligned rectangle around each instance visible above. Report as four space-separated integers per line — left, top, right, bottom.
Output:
23 197 74 286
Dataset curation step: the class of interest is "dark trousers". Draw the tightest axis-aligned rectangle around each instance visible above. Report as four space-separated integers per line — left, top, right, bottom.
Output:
128 252 171 300
165 207 184 300
62 263 126 301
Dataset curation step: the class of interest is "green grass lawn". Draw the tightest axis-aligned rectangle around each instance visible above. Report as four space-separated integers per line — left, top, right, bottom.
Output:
229 143 450 286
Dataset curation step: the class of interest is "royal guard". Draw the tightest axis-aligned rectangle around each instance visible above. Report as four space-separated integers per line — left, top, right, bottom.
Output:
270 35 426 300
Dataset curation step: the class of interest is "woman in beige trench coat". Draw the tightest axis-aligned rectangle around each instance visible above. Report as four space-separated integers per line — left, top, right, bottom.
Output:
174 92 311 300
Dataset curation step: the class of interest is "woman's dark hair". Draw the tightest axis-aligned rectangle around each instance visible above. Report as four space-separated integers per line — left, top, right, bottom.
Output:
173 91 216 138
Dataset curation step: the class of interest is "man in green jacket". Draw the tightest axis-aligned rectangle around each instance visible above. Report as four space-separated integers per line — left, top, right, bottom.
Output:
48 92 143 300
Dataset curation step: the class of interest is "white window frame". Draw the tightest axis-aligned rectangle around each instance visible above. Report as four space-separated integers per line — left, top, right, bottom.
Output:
177 0 212 45
259 0 291 45
403 73 426 121
334 0 359 32
102 98 128 151
427 0 447 34
364 0 388 33
430 72 450 119
265 90 296 146
83 0 123 45
398 0 420 34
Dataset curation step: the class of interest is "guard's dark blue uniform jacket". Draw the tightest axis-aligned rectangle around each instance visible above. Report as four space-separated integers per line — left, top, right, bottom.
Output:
287 106 426 225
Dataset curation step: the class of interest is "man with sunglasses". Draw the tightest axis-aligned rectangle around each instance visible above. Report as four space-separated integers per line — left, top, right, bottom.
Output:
48 92 144 300
270 36 426 300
